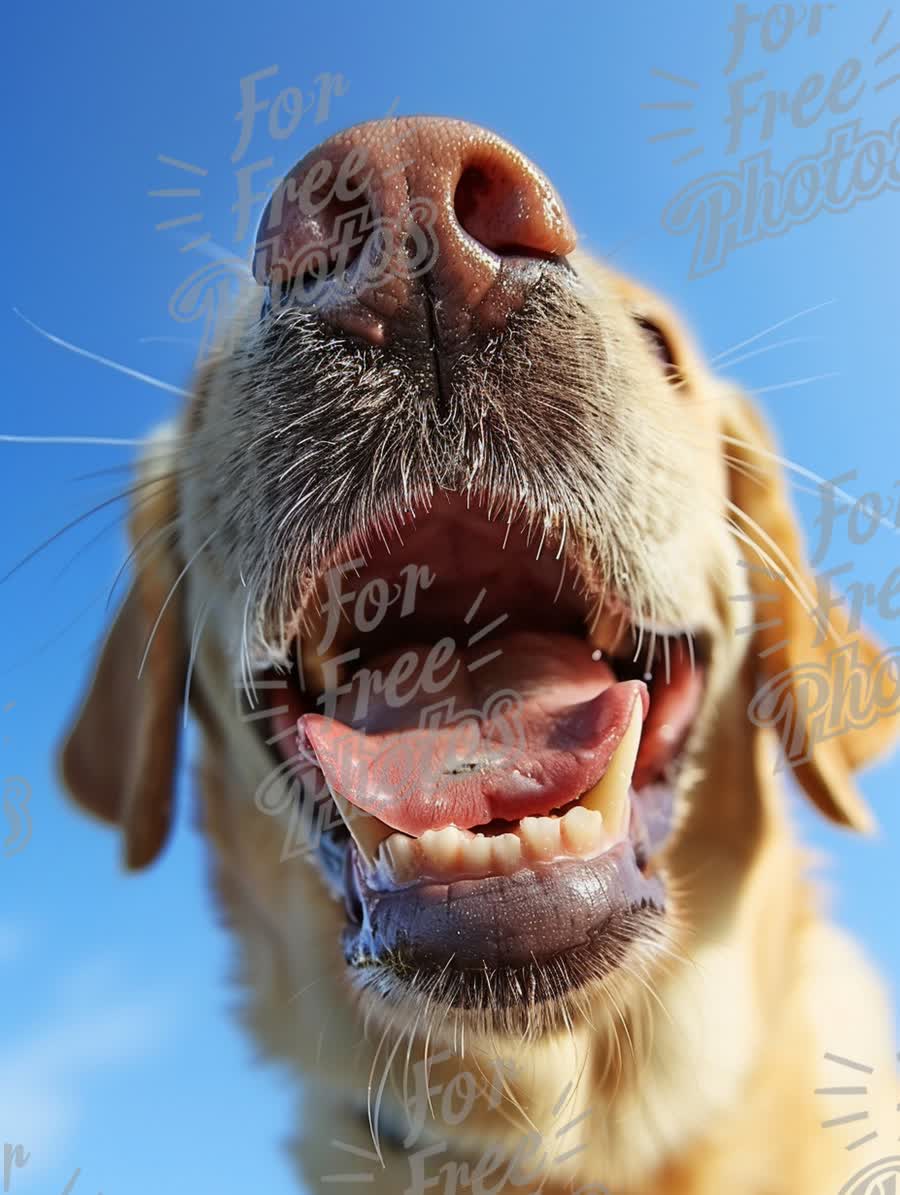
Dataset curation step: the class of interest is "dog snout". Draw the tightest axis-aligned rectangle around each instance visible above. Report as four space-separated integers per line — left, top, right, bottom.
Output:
253 116 576 346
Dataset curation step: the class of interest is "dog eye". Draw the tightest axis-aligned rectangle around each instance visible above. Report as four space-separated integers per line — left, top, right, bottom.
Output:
635 316 679 378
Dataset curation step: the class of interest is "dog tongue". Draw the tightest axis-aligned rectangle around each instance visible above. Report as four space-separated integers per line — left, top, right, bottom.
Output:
297 631 646 836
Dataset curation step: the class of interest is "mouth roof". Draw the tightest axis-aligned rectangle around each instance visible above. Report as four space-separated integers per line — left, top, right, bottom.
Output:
270 492 705 889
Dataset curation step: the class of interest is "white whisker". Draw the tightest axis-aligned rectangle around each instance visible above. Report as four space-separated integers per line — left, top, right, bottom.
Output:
0 434 148 446
714 335 823 371
710 300 836 365
138 530 216 679
722 435 900 540
183 593 213 725
13 308 190 397
751 371 840 396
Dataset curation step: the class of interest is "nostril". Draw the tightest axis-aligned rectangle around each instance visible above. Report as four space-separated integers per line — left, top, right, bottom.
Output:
454 163 561 261
270 189 377 307
256 119 577 339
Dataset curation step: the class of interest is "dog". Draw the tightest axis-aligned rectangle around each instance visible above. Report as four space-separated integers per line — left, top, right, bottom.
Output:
58 118 898 1193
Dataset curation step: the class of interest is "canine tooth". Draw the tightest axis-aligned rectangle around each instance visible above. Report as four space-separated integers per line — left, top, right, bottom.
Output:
580 698 642 837
589 606 634 656
322 783 392 870
560 806 605 854
491 833 522 874
520 816 561 861
299 635 345 700
382 833 415 882
299 585 355 695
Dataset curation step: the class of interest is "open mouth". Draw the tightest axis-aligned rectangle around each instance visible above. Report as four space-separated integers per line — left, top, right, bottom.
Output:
262 493 707 1010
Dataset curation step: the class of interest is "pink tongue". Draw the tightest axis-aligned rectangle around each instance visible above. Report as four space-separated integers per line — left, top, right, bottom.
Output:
297 632 646 836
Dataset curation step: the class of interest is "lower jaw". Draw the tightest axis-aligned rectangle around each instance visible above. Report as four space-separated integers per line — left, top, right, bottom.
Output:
332 810 669 1012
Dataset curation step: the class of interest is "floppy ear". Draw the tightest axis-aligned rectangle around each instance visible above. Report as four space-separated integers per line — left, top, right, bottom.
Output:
58 424 187 869
722 392 899 833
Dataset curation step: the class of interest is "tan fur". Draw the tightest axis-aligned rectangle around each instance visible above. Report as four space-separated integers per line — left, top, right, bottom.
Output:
59 253 898 1194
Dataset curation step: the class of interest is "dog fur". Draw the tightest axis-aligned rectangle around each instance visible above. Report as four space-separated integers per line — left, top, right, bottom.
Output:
58 239 898 1193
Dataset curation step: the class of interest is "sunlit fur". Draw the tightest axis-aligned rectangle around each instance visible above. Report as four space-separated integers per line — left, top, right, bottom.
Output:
61 249 898 1194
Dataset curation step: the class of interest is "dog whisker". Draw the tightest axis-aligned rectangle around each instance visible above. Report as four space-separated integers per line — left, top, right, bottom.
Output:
13 307 191 397
184 592 213 724
723 434 900 540
0 582 119 679
711 334 824 372
710 299 837 366
138 530 216 679
0 433 152 446
108 509 183 611
750 371 841 397
1 471 185 587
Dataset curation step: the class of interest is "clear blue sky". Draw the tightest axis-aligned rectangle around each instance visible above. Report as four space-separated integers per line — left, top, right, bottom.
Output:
1 2 898 1191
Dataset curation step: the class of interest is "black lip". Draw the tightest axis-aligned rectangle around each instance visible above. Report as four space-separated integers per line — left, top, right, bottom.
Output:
340 837 665 1003
302 759 679 1010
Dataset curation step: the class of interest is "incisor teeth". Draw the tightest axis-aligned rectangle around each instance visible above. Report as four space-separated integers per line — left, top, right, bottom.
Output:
580 698 642 838
418 826 464 872
520 815 561 860
372 708 645 886
378 808 617 885
465 834 492 874
491 833 523 874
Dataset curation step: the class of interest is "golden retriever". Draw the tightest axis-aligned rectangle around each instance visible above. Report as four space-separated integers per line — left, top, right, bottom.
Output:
58 118 898 1193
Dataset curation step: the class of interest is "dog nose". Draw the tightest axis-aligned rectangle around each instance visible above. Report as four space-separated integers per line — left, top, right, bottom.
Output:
253 117 576 347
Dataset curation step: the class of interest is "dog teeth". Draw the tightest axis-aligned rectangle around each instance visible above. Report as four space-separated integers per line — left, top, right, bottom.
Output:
520 815 561 859
419 826 464 871
320 782 393 870
465 834 493 873
375 810 613 886
381 834 415 881
589 606 635 656
579 698 642 838
364 700 644 886
560 805 606 853
491 832 523 875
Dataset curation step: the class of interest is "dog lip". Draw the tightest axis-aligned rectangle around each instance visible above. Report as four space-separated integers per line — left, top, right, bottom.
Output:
342 837 664 976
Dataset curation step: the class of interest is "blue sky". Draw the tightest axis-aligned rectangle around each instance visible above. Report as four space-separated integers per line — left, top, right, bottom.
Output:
1 2 898 1191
